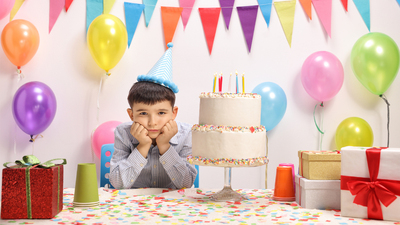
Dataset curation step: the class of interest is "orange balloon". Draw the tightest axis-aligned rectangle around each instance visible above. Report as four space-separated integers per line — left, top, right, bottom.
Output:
1 19 40 68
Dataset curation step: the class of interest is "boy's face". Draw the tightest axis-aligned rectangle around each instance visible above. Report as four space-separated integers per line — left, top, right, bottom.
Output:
127 100 178 140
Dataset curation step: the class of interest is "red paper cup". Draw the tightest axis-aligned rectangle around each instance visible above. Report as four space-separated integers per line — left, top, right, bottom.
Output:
273 166 295 201
279 163 295 193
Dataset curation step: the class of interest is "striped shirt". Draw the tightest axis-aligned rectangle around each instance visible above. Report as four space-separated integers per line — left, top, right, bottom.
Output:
109 121 197 189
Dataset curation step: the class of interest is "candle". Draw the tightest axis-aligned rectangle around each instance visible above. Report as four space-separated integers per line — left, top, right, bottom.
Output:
242 73 245 93
219 72 223 93
236 74 239 94
213 74 216 93
228 73 232 93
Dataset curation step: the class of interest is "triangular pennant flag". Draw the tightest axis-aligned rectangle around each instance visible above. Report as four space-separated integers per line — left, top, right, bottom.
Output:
353 0 370 31
312 0 332 37
179 0 196 30
143 0 157 27
161 7 183 49
49 0 65 33
10 0 24 21
258 0 273 27
65 0 74 12
299 0 312 19
86 0 103 32
124 2 144 48
397 0 400 5
199 8 221 54
274 0 296 47
219 0 234 29
237 5 258 52
341 0 348 11
103 0 116 14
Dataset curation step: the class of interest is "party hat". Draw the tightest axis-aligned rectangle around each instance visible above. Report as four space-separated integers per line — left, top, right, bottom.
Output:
137 42 179 93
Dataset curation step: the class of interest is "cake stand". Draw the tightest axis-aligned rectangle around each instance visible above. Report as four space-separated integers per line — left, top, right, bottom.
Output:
210 167 249 201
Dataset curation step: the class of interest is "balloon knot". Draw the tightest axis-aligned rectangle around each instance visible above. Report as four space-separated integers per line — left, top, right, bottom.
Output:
29 135 34 142
106 72 111 76
320 102 324 107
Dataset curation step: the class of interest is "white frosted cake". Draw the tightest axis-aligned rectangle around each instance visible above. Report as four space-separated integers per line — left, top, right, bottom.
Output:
188 92 268 167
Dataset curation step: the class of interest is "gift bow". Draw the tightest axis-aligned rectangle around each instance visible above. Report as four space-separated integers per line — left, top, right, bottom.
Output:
345 147 400 220
3 155 67 168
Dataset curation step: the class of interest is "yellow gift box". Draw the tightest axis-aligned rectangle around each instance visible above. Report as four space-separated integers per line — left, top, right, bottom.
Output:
298 150 341 180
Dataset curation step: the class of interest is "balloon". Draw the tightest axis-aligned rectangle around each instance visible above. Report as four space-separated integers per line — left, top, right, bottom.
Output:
351 32 400 95
87 14 128 72
1 19 40 68
301 51 344 102
252 82 287 131
13 82 57 136
335 117 373 151
92 121 122 159
0 0 15 20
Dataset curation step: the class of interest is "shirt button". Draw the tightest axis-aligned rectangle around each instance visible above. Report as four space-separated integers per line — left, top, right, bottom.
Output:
153 181 156 184
131 179 133 182
140 163 144 167
162 161 166 165
172 178 175 181
153 165 157 168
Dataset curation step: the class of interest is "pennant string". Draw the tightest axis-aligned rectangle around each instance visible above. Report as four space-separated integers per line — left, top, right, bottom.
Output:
380 94 390 147
313 102 324 151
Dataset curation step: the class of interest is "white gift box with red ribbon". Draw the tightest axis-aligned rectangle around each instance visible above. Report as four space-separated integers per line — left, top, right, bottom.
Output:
341 146 400 221
295 174 341 210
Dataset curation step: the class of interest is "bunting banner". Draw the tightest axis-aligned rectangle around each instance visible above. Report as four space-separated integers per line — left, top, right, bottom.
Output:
199 8 221 54
258 0 273 27
161 7 183 49
219 0 234 29
124 2 145 48
65 0 74 12
179 0 196 30
397 0 400 5
312 0 332 37
341 0 348 11
353 0 370 31
10 0 24 21
49 0 65 33
103 0 116 14
299 0 312 19
274 0 296 47
143 0 157 27
86 0 103 32
237 5 258 52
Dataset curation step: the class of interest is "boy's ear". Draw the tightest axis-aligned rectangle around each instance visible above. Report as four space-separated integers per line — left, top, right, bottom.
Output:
172 106 178 120
127 108 134 121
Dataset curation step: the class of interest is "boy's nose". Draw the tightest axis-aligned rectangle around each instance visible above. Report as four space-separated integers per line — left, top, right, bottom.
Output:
148 115 156 127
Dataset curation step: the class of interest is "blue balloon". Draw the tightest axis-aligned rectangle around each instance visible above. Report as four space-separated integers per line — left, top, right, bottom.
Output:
252 82 287 131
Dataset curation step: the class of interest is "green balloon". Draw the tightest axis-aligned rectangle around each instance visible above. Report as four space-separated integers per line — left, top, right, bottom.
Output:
351 32 400 95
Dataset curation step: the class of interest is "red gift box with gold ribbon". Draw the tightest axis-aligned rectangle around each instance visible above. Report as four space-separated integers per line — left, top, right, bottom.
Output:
341 147 400 221
1 156 66 219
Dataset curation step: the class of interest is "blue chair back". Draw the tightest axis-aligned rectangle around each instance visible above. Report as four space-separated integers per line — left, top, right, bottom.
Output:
100 144 115 188
194 165 199 188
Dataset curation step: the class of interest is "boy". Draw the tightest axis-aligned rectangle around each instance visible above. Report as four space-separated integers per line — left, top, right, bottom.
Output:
109 44 197 189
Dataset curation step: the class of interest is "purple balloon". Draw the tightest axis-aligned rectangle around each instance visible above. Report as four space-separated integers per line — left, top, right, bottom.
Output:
12 82 57 136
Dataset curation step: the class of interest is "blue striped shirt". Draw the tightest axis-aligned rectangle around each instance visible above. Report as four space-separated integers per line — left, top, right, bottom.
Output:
109 121 197 189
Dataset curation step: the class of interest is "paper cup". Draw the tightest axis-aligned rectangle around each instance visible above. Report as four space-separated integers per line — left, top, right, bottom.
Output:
273 166 295 201
279 163 295 193
73 163 99 207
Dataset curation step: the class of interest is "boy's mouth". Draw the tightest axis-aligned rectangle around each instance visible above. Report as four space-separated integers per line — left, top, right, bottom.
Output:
148 129 159 132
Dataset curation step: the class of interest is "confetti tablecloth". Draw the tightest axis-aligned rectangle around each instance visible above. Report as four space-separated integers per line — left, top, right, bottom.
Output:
1 188 399 225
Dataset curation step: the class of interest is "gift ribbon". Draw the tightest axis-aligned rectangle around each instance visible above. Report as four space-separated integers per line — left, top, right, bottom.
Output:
3 155 67 218
341 147 400 220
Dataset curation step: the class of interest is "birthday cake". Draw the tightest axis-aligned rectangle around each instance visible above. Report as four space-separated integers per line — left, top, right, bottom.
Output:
188 92 268 167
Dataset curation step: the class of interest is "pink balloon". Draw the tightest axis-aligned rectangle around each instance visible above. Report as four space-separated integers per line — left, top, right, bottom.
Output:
0 0 15 20
301 51 344 102
92 121 122 159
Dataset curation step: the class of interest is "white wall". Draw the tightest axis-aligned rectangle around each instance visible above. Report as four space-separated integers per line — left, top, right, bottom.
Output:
0 0 399 191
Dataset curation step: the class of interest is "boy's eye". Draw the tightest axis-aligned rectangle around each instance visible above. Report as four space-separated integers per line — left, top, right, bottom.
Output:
159 112 166 115
139 112 147 115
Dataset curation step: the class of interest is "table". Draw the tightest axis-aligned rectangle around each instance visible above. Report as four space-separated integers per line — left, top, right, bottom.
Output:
1 188 398 224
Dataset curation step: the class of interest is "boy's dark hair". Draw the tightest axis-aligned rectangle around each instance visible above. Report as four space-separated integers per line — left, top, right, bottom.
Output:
127 82 176 108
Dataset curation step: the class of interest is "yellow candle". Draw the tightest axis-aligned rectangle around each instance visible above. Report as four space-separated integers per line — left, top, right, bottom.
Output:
242 73 245 93
213 74 216 93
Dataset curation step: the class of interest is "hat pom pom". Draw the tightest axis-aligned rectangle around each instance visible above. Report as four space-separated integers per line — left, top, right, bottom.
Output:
167 42 173 48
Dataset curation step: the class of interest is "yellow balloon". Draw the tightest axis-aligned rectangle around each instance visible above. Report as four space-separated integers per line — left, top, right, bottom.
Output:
335 117 374 150
87 14 128 72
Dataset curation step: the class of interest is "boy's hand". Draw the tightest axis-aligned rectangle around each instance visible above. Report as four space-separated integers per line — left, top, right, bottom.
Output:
130 122 152 158
156 120 178 155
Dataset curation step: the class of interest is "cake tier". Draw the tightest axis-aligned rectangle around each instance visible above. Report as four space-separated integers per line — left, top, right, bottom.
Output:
199 92 261 127
191 124 267 167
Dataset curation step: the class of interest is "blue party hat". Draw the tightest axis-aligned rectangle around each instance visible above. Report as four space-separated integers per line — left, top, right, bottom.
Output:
137 43 179 93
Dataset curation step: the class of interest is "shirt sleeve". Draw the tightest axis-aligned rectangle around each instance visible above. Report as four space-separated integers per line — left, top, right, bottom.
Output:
159 126 197 189
109 125 149 189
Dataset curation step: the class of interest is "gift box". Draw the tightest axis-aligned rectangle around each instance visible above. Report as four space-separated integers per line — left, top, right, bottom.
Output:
298 150 341 180
295 174 341 210
1 156 66 219
341 147 400 221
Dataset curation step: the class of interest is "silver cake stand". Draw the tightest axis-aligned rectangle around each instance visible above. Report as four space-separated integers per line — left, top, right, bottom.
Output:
210 167 249 202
